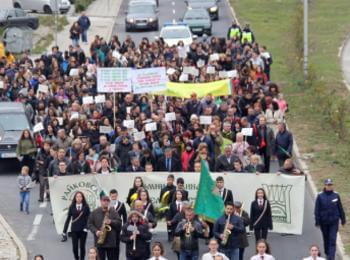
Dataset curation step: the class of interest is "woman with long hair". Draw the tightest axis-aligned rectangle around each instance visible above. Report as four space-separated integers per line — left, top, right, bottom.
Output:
137 188 155 218
126 176 144 207
148 242 168 260
62 191 91 260
249 188 273 242
250 239 275 260
302 245 325 260
16 129 37 177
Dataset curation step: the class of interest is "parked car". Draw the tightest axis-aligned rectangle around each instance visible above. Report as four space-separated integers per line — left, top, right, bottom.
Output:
129 0 158 7
182 8 211 36
12 0 71 14
0 8 39 29
0 102 32 159
125 2 159 32
185 0 219 20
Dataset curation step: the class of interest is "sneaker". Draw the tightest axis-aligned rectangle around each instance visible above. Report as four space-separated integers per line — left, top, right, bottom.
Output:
20 204 23 212
38 199 44 202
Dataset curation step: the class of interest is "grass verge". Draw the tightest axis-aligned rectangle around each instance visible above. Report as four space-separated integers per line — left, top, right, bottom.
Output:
231 0 350 254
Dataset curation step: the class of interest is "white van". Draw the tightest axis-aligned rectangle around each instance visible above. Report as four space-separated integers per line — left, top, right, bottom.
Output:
12 0 71 14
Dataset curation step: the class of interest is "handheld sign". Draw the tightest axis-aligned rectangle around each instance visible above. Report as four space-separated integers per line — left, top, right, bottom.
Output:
33 122 44 133
200 116 212 125
99 126 113 134
38 84 49 94
123 120 135 129
145 122 157 132
165 112 176 122
94 95 106 104
241 128 253 136
133 131 146 142
82 96 94 105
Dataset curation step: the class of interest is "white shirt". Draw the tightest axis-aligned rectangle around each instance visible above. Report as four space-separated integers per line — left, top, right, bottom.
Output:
176 201 182 212
303 257 326 260
250 253 275 260
258 199 264 206
76 203 82 211
148 257 167 260
202 252 229 260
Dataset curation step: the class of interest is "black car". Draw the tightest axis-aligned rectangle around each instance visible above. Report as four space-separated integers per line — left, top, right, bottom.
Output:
0 8 38 30
183 8 212 36
186 0 219 20
125 2 159 32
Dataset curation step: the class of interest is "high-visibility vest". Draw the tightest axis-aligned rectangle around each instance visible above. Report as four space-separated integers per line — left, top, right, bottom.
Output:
229 28 241 39
0 42 5 58
241 31 253 43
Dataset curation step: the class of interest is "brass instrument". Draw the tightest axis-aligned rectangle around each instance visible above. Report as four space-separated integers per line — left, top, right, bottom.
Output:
185 220 192 238
132 222 137 251
221 214 231 246
97 209 112 245
239 203 244 217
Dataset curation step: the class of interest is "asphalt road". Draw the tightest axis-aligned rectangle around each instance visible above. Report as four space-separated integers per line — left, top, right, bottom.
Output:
112 0 234 44
0 158 326 260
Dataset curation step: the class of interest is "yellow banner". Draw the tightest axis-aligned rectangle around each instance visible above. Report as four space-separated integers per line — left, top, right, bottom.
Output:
163 79 232 98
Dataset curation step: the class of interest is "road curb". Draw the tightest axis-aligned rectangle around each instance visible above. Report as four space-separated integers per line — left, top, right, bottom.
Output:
225 0 349 258
0 214 28 260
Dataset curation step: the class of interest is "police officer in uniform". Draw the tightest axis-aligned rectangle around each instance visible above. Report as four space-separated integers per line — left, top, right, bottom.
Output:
241 24 255 45
227 20 242 41
314 179 346 260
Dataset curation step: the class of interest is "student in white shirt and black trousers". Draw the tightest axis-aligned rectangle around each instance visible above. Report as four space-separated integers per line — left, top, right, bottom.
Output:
250 239 275 260
62 191 91 260
249 188 273 242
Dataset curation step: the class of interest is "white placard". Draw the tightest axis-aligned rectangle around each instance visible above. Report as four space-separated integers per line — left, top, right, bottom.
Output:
97 67 132 93
183 66 194 74
227 70 238 78
179 74 189 82
123 120 135 129
0 81 3 89
57 117 63 126
199 115 212 125
132 67 168 94
70 112 79 120
206 66 216 74
241 127 253 136
209 53 220 61
82 96 94 105
167 68 176 75
69 68 79 77
133 131 146 142
38 84 49 93
99 126 113 134
33 122 44 133
145 122 157 132
165 112 176 122
197 59 205 68
94 95 106 104
219 71 228 79
178 47 187 58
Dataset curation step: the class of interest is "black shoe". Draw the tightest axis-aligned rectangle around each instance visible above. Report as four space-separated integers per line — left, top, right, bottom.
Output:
61 234 68 242
38 199 44 202
20 203 23 212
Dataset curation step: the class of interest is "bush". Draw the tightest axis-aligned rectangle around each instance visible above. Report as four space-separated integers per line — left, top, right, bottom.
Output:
75 0 95 12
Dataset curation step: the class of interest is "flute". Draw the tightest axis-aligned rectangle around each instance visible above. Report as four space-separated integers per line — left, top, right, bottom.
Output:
132 222 137 251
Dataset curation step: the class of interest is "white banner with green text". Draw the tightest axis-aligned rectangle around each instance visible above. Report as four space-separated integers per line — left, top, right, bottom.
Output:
49 173 305 235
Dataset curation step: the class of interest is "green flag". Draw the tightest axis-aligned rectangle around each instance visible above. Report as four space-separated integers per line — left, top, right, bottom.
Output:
194 159 225 222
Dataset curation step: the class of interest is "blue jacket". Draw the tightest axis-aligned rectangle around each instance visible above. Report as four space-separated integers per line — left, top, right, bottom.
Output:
213 214 244 249
314 190 346 226
275 130 293 158
78 15 91 30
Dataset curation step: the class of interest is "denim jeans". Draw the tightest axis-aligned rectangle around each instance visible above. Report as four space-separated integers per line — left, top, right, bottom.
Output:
81 30 88 42
72 38 79 47
179 250 198 260
20 191 30 212
221 248 239 260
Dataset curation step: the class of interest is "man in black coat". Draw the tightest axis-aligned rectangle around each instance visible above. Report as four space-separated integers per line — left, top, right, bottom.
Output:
156 147 182 172
256 115 275 172
88 196 122 260
215 176 234 205
169 177 189 202
274 122 293 167
215 145 239 172
125 157 144 172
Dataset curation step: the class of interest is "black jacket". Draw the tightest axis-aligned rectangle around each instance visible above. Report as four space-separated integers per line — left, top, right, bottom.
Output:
126 187 140 207
121 221 152 258
215 154 239 172
63 203 90 233
220 188 234 205
213 214 244 249
156 156 182 172
249 200 273 230
159 184 176 205
169 189 189 203
87 207 122 248
67 160 92 175
113 201 128 225
35 149 51 177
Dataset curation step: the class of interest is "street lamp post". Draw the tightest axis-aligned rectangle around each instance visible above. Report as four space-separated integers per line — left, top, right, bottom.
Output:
54 0 58 47
303 0 308 79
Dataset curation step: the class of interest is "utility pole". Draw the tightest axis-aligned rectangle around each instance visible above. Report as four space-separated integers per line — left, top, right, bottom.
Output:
303 0 308 79
54 0 58 47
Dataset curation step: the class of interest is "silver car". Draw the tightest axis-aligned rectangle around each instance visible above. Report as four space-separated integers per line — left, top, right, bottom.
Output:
0 102 32 159
125 2 159 32
13 0 71 14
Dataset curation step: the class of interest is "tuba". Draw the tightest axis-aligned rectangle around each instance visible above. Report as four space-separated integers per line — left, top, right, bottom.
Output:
97 209 112 245
221 214 231 246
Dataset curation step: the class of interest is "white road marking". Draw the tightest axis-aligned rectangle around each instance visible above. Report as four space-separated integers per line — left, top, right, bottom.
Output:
172 1 175 5
173 19 176 23
39 201 47 208
27 214 43 241
173 9 175 14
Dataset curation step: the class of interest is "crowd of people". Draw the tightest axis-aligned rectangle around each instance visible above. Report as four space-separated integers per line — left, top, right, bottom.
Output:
2 16 344 260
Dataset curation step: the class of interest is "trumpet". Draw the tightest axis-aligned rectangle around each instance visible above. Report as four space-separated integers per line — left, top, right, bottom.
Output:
97 209 112 245
132 222 137 251
221 214 231 246
185 220 192 238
